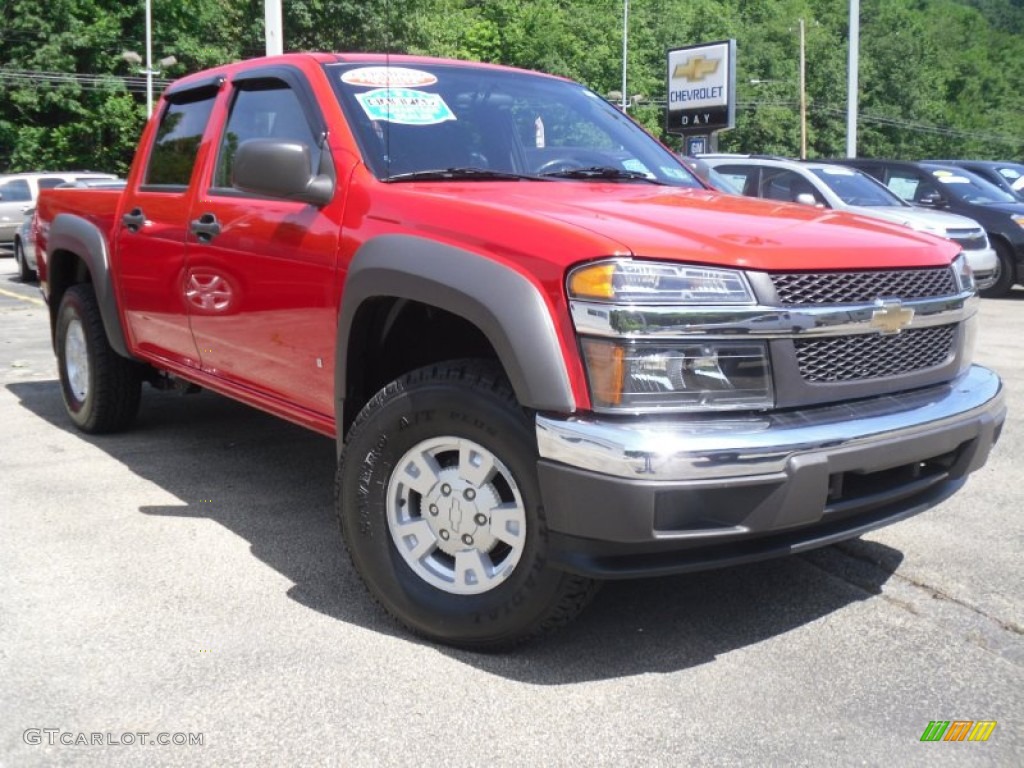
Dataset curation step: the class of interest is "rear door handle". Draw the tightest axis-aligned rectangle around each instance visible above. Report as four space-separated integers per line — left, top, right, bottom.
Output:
122 207 145 232
190 213 221 243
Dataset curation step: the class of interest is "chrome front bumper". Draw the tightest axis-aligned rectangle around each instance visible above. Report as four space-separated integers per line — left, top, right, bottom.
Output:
534 366 1005 577
537 365 1003 482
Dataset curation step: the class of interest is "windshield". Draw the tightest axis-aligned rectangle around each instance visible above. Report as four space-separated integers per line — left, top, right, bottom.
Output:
810 167 905 207
930 169 1017 205
326 62 702 186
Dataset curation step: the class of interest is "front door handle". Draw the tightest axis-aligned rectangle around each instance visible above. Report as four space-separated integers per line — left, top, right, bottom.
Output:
190 213 221 243
122 207 145 232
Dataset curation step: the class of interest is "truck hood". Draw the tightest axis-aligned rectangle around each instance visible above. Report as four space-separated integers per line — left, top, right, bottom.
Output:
387 182 960 271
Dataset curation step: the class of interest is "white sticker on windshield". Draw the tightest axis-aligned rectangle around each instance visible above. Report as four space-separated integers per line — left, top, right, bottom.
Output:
821 167 855 175
341 67 437 87
355 88 456 125
936 175 971 184
662 166 689 180
623 159 653 176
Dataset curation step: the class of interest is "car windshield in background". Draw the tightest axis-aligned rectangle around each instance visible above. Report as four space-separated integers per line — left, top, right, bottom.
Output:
326 62 702 187
931 170 1017 205
810 167 904 207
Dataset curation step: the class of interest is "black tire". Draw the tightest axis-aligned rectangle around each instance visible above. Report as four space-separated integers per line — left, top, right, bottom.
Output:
979 240 1016 298
55 284 142 433
337 360 599 649
14 240 36 282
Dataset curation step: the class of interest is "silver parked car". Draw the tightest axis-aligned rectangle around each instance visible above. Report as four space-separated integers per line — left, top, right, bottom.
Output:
11 178 125 281
701 155 999 290
0 171 118 249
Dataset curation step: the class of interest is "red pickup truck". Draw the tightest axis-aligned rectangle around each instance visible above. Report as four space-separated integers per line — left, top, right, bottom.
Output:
35 53 1005 648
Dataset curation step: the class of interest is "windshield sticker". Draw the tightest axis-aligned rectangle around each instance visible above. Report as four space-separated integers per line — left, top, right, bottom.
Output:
355 88 456 125
622 159 653 176
662 166 689 180
821 167 855 175
936 175 971 184
341 67 437 88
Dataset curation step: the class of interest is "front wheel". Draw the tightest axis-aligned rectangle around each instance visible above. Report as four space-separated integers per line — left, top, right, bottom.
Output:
337 360 598 649
55 284 142 433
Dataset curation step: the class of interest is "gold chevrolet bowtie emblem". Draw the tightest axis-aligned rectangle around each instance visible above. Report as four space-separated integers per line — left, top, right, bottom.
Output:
871 300 915 335
673 55 720 82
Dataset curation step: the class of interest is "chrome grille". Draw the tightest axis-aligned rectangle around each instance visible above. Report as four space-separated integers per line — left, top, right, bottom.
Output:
795 325 957 382
946 229 987 251
771 267 957 305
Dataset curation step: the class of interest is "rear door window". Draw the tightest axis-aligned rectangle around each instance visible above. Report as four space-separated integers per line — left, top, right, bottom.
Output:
144 94 217 189
0 179 31 202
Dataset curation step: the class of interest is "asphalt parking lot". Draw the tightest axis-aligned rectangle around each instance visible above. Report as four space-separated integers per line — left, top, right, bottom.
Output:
1 255 1021 767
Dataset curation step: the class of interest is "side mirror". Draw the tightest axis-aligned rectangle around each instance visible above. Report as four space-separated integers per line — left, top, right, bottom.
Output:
232 139 334 206
794 192 818 206
918 191 947 208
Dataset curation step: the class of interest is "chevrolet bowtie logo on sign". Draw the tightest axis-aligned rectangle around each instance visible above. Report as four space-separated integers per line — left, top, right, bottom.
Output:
871 300 915 335
673 55 720 82
666 40 736 134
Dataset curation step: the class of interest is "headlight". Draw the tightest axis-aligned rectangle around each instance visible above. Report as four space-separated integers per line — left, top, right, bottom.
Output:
568 259 755 305
1011 214 1024 230
952 253 976 293
580 338 773 412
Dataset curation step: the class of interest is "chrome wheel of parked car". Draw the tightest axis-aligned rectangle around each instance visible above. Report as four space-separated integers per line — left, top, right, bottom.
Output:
14 240 36 282
338 360 599 649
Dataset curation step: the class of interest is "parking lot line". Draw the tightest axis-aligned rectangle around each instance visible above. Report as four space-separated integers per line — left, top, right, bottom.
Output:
0 287 44 306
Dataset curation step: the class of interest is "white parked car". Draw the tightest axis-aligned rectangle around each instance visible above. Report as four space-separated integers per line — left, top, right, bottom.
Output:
701 155 999 290
10 178 125 281
0 171 118 250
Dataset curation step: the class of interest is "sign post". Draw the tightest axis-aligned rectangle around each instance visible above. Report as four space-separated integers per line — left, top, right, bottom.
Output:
666 40 736 154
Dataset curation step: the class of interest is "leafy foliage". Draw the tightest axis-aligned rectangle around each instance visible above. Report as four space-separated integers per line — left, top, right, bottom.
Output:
1 0 1021 172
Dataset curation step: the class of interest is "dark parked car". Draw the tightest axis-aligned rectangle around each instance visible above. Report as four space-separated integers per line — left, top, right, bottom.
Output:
829 158 1024 297
928 160 1024 203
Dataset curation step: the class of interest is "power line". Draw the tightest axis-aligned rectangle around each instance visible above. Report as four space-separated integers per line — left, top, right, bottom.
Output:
737 100 1021 146
0 69 172 95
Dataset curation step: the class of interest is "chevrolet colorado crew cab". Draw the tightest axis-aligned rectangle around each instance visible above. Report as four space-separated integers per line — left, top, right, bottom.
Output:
35 54 1005 648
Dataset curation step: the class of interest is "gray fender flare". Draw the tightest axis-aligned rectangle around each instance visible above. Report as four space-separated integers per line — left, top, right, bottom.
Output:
336 234 576 428
47 213 131 358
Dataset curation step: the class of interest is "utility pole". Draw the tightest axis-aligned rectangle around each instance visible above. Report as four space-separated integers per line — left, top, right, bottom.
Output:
846 0 860 157
621 0 629 110
145 0 153 116
799 18 807 159
266 0 283 56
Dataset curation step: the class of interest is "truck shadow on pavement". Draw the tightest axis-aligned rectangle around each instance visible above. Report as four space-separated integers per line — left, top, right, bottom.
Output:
9 380 905 682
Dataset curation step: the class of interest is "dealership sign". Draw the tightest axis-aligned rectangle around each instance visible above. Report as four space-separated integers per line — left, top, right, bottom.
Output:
666 40 736 134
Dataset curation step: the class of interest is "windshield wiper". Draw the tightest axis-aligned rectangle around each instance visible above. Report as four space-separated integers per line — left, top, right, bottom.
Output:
538 166 667 184
384 167 547 182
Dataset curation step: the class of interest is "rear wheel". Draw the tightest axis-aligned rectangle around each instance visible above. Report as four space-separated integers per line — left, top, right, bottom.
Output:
337 360 598 649
14 239 35 282
55 284 142 433
980 240 1016 298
